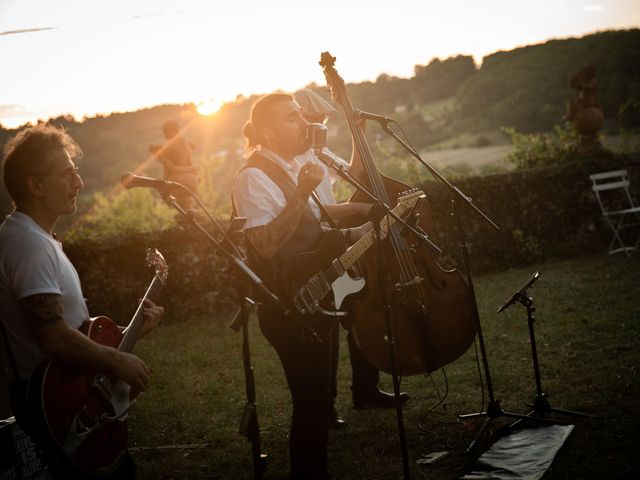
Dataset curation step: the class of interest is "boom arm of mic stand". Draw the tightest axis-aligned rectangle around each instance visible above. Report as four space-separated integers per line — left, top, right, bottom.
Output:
315 150 443 255
166 182 246 259
378 123 500 231
163 193 281 309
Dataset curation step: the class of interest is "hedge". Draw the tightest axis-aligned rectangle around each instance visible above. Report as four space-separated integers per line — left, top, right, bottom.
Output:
64 156 640 322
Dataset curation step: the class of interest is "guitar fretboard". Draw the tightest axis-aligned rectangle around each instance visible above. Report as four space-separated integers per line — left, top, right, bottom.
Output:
337 198 416 272
119 276 164 353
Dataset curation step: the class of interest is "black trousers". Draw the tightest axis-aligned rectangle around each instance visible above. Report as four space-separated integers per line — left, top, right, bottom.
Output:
258 309 334 480
10 381 136 480
330 324 380 401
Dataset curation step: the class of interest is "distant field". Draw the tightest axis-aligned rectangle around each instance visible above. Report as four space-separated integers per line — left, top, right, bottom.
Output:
420 144 513 170
416 132 639 175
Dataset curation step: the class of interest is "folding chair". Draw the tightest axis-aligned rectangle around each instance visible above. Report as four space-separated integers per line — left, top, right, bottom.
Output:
589 169 640 256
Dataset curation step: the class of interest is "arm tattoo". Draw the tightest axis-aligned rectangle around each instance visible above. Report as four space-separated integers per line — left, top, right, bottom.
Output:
323 202 368 221
246 194 310 259
19 294 64 328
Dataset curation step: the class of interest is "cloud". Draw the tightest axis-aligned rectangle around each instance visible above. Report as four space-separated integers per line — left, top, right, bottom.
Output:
0 27 57 37
131 10 184 20
583 5 605 13
131 12 166 20
0 105 36 129
0 105 28 116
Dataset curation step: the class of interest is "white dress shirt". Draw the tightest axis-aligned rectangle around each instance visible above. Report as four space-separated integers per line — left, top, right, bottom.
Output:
232 147 349 230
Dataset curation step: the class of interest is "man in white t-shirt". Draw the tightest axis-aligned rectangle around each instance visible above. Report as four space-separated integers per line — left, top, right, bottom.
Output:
0 125 164 479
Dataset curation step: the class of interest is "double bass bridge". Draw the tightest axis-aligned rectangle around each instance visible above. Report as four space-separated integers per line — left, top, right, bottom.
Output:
393 276 424 291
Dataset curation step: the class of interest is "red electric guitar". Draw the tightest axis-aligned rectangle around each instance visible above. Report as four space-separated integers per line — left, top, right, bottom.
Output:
28 249 168 475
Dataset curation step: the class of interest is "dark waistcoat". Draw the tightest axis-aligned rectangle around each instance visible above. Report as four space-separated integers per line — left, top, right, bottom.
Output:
233 151 324 298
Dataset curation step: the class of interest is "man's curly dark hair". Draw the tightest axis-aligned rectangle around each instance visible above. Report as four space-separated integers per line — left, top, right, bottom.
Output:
2 124 82 203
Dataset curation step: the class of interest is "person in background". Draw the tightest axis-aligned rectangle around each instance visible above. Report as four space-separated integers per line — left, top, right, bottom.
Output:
149 120 198 209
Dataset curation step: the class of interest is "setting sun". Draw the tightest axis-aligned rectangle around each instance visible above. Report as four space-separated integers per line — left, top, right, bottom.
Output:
196 98 223 116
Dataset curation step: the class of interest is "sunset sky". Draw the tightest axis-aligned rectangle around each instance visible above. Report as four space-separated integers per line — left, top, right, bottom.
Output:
1 0 639 128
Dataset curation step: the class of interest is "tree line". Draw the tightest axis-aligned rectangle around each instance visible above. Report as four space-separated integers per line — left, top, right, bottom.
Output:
1 28 638 220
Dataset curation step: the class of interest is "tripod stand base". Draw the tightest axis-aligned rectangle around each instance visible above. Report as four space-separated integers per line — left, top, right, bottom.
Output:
506 392 593 431
530 392 592 418
458 399 564 453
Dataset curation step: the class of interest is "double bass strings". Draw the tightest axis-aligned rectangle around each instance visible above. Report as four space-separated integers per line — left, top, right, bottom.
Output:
345 106 426 304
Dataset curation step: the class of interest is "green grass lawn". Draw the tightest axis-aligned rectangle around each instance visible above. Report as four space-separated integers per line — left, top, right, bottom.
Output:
123 253 640 479
2 253 638 479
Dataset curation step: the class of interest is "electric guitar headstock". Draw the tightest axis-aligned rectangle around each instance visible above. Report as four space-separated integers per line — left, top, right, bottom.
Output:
397 189 425 206
146 248 168 284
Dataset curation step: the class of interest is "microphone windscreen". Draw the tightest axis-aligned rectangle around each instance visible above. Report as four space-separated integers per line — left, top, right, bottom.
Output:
306 123 328 150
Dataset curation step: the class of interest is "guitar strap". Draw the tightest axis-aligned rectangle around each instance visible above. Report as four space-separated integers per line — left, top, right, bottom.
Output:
311 192 340 230
234 151 336 250
241 151 341 230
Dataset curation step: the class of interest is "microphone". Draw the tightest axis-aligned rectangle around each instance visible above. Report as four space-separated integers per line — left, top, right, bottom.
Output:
496 271 541 313
305 124 345 171
306 123 328 152
353 109 393 126
121 172 181 193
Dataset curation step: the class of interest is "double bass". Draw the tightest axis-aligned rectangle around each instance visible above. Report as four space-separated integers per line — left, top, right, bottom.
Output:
319 52 477 376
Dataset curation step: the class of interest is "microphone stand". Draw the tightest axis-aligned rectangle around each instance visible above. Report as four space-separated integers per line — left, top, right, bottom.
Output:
371 119 549 452
497 272 591 431
315 149 442 480
159 186 278 304
158 187 274 478
371 202 411 480
229 294 269 479
314 150 442 256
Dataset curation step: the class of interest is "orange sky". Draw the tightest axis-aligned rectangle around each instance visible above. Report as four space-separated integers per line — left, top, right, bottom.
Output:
1 0 639 128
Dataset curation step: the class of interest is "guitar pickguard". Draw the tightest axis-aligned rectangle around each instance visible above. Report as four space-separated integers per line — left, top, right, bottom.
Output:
277 230 348 315
332 272 366 309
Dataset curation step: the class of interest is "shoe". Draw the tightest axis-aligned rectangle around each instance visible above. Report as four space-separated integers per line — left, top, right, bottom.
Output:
352 389 410 409
329 406 346 429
